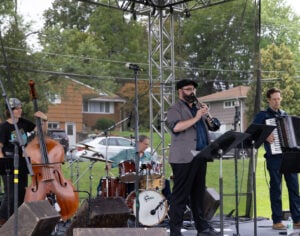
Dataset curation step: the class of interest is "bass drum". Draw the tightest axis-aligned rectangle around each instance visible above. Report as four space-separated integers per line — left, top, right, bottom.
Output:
125 190 168 226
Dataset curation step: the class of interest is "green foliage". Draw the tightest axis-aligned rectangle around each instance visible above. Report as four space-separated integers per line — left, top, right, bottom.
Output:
179 1 257 95
246 43 300 122
93 117 115 130
261 0 300 56
0 21 50 121
40 0 148 92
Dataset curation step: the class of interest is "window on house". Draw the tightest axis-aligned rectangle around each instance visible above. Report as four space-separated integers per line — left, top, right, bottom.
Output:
224 100 235 108
48 122 60 129
48 93 61 104
83 101 114 114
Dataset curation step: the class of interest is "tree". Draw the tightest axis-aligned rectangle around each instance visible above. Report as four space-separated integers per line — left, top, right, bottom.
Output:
261 0 300 56
246 43 300 123
117 80 160 129
0 2 51 121
40 0 148 92
179 1 257 96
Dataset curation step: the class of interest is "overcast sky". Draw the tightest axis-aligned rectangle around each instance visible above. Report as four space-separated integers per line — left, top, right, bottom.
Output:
18 0 300 50
18 0 300 24
19 0 300 26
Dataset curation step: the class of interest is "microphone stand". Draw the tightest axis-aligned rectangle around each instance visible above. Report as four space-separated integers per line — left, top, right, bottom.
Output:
0 28 33 236
127 65 141 227
233 103 241 236
100 116 131 197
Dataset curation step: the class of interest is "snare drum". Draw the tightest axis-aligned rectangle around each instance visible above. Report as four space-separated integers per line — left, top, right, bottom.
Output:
119 160 136 183
140 162 162 179
151 162 163 178
125 190 168 226
99 177 126 198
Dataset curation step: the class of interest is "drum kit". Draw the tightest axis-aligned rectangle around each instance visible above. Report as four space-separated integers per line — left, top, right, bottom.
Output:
101 160 168 227
69 143 168 227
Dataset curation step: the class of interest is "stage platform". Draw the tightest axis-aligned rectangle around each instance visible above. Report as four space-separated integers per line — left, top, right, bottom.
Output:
51 216 299 236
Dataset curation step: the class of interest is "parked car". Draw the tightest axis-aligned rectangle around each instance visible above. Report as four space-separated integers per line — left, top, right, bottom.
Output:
47 129 69 153
67 136 157 162
209 131 251 159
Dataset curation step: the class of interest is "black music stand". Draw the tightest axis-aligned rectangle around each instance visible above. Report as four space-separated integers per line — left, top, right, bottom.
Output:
195 130 250 236
240 124 275 236
0 158 14 176
0 157 29 221
242 123 276 149
0 157 29 175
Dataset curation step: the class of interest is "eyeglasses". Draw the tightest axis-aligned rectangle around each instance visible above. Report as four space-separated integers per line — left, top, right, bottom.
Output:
182 87 196 92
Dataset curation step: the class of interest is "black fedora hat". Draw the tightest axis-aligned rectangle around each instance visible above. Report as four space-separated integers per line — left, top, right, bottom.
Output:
176 79 198 90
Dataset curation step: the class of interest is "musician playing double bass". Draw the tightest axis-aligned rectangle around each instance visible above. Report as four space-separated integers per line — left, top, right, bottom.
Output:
0 98 48 227
253 88 300 230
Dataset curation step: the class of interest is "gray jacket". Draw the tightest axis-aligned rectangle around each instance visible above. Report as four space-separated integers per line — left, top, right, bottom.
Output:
167 99 216 164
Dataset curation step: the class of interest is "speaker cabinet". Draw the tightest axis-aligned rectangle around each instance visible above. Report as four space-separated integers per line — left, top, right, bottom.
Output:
281 152 300 173
66 197 130 236
204 187 220 220
73 227 167 236
0 200 60 236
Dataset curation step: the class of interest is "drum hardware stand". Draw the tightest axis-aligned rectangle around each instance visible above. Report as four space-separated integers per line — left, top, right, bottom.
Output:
67 147 80 190
73 159 97 196
182 204 194 229
195 131 250 236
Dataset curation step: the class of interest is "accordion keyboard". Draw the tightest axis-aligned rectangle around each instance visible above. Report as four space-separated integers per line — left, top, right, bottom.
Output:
265 118 282 154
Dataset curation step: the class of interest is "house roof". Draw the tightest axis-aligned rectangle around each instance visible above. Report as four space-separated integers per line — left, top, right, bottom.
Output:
199 86 250 102
70 78 126 103
89 96 126 103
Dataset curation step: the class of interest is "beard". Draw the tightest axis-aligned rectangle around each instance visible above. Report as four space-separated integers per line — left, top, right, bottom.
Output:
183 92 197 103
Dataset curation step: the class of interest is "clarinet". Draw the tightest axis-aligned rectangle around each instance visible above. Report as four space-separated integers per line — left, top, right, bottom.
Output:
191 93 221 131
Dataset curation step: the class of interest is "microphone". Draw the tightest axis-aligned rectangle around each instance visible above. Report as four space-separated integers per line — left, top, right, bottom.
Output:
127 112 132 128
150 199 166 215
125 63 143 71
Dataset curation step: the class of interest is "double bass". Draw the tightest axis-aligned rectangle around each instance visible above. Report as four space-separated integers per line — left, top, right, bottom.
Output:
24 80 79 220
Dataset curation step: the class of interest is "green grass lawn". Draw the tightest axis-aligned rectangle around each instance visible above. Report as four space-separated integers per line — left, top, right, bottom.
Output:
60 150 292 220
57 131 295 220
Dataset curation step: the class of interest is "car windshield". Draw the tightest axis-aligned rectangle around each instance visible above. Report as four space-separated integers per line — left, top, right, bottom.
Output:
80 138 95 144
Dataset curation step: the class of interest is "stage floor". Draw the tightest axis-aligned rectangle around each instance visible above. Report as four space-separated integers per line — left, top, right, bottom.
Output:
52 216 299 236
173 218 298 236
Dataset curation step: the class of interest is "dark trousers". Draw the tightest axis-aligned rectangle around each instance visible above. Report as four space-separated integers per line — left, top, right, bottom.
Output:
0 173 28 220
266 156 300 224
169 157 208 236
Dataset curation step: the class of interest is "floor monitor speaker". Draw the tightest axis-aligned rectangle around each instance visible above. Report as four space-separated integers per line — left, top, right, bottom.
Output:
66 197 130 236
0 200 60 236
204 187 220 220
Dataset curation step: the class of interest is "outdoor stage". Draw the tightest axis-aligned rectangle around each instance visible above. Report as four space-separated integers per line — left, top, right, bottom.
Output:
49 215 298 236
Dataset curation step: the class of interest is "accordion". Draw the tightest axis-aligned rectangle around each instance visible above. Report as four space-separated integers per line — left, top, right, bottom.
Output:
266 116 300 154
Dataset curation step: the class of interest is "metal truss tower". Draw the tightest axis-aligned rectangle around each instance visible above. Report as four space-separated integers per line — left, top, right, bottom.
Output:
80 0 232 164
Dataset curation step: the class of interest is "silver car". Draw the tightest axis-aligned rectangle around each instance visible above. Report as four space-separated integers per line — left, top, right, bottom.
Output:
67 136 156 161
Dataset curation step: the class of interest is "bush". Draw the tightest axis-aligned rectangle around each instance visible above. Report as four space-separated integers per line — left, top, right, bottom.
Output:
93 118 115 130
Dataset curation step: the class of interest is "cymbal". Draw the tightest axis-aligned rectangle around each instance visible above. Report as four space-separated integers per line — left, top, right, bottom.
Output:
76 143 97 152
80 155 114 163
